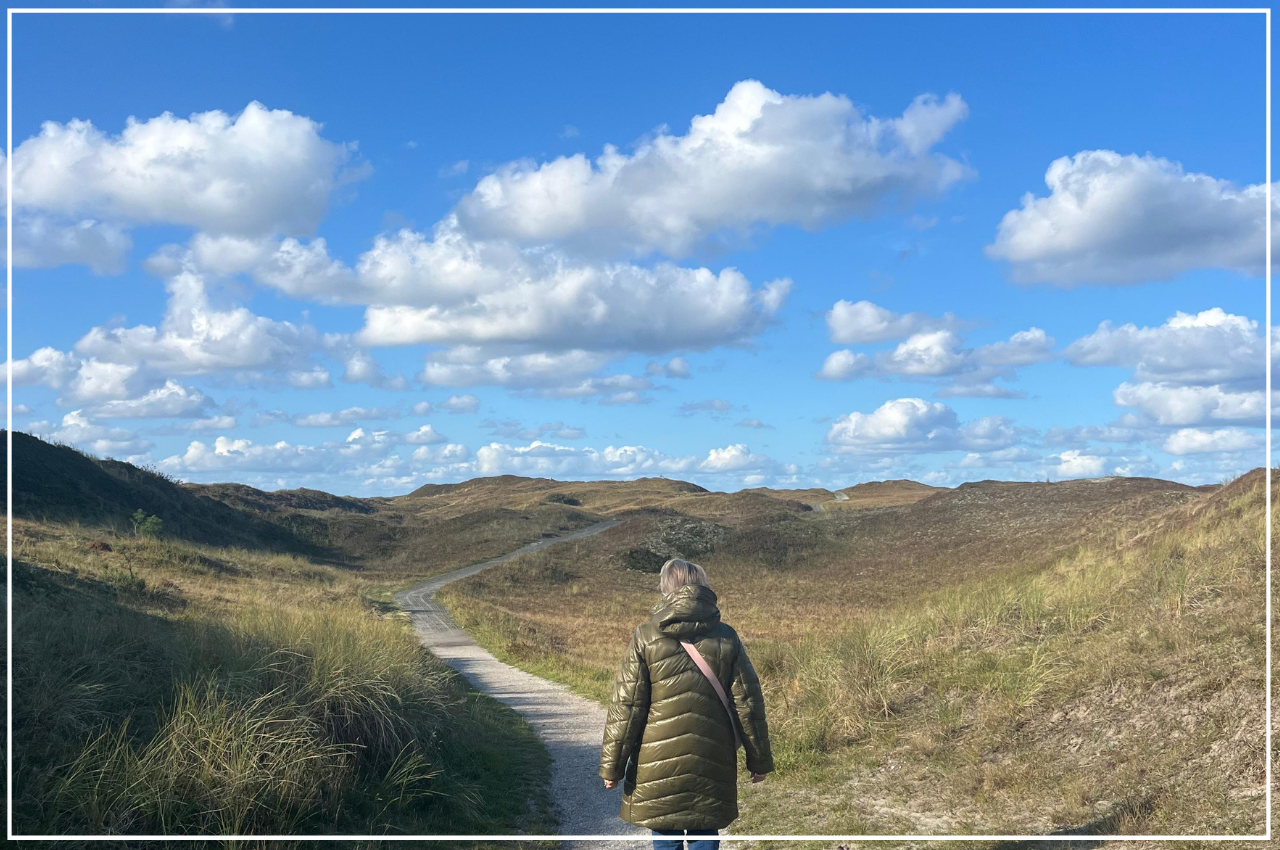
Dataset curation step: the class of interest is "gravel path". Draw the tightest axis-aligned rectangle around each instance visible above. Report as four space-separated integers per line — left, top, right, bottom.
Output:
395 521 648 847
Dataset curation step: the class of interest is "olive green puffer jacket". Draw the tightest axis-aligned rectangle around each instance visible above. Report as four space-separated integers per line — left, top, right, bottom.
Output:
599 584 773 831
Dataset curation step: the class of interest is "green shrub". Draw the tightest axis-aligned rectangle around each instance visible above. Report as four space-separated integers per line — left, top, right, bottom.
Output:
130 509 163 538
621 548 665 573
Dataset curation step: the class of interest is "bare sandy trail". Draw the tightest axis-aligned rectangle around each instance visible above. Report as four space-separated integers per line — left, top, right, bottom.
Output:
395 520 648 847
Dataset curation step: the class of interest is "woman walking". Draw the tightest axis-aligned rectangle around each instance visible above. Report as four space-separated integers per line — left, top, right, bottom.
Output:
600 558 773 850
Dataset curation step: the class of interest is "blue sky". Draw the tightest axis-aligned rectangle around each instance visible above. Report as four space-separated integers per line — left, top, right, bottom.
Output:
7 9 1270 494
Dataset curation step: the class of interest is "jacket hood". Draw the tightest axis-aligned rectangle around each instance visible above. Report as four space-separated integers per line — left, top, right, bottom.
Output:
651 584 721 639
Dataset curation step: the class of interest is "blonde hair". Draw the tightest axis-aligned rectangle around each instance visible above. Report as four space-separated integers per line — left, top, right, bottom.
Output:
659 558 710 597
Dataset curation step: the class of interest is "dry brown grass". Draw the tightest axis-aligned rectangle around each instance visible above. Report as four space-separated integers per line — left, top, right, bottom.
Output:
11 433 1267 839
439 471 1267 837
193 478 603 581
442 474 1208 657
10 517 555 836
827 479 944 510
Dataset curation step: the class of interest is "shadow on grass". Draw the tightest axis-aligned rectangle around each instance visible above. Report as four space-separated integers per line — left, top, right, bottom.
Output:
990 797 1156 849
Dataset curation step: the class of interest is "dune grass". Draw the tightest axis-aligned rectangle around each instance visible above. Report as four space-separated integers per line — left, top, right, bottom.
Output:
440 471 1269 837
11 521 553 837
8 434 1269 841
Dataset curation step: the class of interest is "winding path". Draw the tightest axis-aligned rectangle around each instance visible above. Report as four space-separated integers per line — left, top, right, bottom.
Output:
395 521 648 846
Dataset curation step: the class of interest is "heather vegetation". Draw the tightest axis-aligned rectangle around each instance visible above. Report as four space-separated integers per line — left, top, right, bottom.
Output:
6 430 1269 840
8 433 556 836
440 472 1269 837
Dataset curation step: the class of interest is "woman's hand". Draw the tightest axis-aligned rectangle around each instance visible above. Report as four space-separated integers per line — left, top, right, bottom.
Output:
603 779 619 790
751 773 766 784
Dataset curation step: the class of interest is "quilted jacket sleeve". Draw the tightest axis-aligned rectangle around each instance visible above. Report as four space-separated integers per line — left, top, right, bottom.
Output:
600 627 651 781
730 637 774 775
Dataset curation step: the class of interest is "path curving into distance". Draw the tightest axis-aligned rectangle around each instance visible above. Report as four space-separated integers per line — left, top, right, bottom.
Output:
396 520 647 847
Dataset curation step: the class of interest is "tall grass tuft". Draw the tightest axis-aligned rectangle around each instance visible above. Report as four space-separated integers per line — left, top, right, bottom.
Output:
13 534 550 836
762 624 912 758
753 470 1266 782
221 603 454 772
51 681 352 834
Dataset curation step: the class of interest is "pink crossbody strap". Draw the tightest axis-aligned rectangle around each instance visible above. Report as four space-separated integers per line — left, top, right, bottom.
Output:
680 640 742 750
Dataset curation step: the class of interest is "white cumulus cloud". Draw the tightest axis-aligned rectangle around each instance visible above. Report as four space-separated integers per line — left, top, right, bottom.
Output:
646 356 691 379
826 299 956 345
988 150 1268 285
1049 449 1109 478
825 397 1023 455
816 349 873 381
469 439 791 482
438 394 481 414
1065 308 1262 386
35 410 153 457
817 303 1055 397
9 347 78 389
1162 427 1264 455
456 81 970 257
1061 307 1265 460
13 101 363 238
404 424 447 445
352 223 791 351
75 267 326 389
12 216 132 274
1112 382 1264 426
287 367 332 389
164 435 327 473
89 380 212 419
294 406 399 428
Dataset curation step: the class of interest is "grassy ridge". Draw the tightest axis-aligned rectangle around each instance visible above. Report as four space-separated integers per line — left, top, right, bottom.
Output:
7 431 327 556
8 429 604 580
439 471 1268 837
9 432 1268 841
12 520 553 836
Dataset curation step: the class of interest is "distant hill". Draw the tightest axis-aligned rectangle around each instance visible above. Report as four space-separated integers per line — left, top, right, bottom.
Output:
912 475 1202 535
5 430 1218 581
810 474 1206 599
5 431 326 555
402 474 708 512
832 478 943 508
433 458 1267 836
5 432 601 575
741 486 834 502
188 482 376 516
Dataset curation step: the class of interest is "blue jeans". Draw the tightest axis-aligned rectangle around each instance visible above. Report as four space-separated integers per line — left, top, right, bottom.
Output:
652 829 720 850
